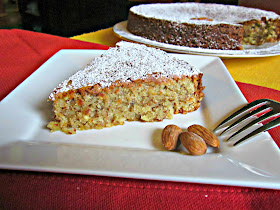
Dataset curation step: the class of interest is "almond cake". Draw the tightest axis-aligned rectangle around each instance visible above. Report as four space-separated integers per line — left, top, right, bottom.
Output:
47 41 204 134
127 3 280 50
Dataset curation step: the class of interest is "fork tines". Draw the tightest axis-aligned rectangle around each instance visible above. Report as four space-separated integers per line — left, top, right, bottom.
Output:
214 99 280 146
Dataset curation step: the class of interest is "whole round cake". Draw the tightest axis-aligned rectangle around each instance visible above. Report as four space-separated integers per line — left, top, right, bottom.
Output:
127 3 280 50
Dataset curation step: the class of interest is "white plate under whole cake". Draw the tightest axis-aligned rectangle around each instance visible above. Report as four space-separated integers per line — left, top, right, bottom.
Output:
113 21 280 58
1 50 280 190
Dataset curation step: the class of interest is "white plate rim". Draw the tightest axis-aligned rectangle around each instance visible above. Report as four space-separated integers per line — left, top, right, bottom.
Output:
113 21 280 58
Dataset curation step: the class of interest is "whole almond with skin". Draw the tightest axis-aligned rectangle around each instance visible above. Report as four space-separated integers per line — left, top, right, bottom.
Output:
161 125 182 150
187 124 219 147
180 131 207 156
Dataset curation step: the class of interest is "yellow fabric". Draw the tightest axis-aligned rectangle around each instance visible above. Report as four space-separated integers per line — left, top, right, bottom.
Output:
71 28 121 47
223 56 280 91
71 28 280 91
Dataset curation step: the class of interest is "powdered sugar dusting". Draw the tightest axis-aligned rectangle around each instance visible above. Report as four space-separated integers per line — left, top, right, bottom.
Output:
49 41 201 100
131 2 280 26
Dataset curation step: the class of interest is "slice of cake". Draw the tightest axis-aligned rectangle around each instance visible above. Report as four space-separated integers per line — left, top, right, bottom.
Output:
127 3 280 50
47 41 204 134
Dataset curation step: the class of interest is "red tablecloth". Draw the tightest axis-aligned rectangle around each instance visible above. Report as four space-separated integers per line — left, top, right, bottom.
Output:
1 29 280 209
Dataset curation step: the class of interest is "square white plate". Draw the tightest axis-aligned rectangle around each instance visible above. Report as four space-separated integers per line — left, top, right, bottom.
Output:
1 50 280 190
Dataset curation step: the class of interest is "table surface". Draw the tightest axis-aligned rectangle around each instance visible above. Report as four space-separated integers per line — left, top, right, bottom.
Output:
1 28 280 209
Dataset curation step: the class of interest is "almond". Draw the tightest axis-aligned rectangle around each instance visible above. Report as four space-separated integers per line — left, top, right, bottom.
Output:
180 131 207 156
161 125 182 150
187 124 219 147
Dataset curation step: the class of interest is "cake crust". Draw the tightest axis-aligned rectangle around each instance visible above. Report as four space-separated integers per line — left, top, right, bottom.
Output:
127 12 244 50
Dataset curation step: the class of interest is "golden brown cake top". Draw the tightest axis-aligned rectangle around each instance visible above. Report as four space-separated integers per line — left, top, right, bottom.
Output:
130 2 280 25
49 41 201 101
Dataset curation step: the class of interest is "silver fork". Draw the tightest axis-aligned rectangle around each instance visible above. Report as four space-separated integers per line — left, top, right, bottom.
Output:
213 99 280 146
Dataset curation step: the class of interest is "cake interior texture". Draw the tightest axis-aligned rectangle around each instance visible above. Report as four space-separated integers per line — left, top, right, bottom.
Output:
127 3 280 50
48 42 204 134
242 18 280 45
